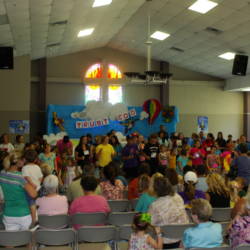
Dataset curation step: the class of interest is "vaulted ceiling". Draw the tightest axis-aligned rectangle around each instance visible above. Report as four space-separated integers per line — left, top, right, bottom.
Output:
1 0 250 79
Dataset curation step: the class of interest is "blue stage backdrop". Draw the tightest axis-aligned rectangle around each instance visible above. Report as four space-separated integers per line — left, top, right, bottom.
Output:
47 104 179 138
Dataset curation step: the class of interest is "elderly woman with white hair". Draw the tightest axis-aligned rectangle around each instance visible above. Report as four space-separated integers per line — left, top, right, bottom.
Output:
36 175 68 215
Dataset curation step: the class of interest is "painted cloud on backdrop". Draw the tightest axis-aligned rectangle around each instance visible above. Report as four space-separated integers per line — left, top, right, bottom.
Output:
71 101 128 121
43 132 67 145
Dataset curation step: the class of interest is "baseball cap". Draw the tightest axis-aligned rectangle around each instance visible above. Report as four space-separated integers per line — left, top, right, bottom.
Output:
184 171 198 183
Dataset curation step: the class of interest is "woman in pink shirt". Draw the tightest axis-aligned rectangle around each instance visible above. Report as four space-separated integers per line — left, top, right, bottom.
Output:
36 175 68 215
69 175 110 228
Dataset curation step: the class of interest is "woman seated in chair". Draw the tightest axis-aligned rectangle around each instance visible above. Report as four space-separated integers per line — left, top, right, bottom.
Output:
148 176 189 249
69 175 110 228
206 173 230 208
100 163 125 200
229 187 250 249
36 175 68 215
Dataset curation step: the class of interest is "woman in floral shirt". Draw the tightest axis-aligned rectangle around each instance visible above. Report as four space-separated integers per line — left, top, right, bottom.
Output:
148 176 189 249
229 190 250 249
100 163 125 200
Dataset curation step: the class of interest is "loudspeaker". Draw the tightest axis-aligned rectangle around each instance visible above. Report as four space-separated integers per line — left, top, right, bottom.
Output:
0 47 13 69
232 54 248 76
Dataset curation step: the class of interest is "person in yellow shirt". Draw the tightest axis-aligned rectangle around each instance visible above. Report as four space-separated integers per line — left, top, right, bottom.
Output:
96 135 115 168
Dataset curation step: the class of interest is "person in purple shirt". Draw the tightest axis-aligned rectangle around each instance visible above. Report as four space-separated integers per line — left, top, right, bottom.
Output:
179 171 206 205
232 143 250 186
122 135 139 178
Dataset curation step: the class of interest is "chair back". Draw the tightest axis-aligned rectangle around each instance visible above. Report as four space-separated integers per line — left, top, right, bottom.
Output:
77 225 116 243
130 199 138 210
38 214 69 229
211 208 231 222
219 221 229 235
161 223 194 239
236 245 250 250
71 212 107 226
191 246 231 250
108 212 137 226
108 200 129 212
0 230 32 247
119 224 132 241
34 229 75 247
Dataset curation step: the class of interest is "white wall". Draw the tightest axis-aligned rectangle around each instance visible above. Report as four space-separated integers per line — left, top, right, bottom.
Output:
170 80 243 138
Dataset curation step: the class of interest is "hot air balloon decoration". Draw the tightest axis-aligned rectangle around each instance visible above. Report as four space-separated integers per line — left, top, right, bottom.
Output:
143 99 161 125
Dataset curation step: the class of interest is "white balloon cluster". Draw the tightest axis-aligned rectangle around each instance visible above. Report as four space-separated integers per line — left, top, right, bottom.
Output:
140 111 149 120
71 101 128 121
43 131 67 146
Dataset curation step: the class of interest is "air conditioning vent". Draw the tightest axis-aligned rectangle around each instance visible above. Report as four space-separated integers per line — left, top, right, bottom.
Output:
47 43 61 47
50 20 68 26
170 47 184 53
205 27 223 35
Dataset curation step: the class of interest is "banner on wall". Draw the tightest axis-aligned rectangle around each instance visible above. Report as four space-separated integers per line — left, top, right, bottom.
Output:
9 120 30 134
76 118 109 129
116 109 137 121
47 104 179 138
197 116 208 133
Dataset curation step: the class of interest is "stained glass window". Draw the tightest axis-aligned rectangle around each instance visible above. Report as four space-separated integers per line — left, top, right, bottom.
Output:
108 64 122 79
108 85 122 104
85 63 102 78
85 85 101 103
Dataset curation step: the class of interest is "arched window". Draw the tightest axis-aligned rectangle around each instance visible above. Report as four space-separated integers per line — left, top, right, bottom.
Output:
84 63 123 104
85 63 103 78
108 64 122 79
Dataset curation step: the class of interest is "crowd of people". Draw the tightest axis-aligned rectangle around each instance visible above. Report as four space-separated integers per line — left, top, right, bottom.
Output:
0 127 249 249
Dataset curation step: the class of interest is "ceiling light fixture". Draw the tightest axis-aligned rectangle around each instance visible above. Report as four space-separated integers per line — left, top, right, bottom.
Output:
92 0 112 8
218 52 235 60
240 88 250 91
188 0 218 14
150 31 170 41
77 28 94 37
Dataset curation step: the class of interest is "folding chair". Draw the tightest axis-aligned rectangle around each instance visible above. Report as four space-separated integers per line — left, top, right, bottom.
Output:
108 200 129 212
77 225 116 250
38 214 69 229
161 223 195 239
117 224 132 250
0 230 32 249
34 228 75 250
211 208 231 222
71 212 107 227
130 199 138 210
108 212 137 226
190 246 231 250
123 190 128 199
236 245 250 250
219 221 229 235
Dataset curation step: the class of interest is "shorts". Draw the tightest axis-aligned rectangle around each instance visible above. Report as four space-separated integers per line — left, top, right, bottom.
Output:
3 214 32 231
25 192 36 206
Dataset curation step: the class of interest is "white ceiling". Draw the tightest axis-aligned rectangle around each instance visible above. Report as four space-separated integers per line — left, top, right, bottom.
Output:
1 0 250 79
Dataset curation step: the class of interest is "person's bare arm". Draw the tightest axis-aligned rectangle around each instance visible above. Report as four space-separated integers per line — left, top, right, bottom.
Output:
24 176 37 189
24 183 37 198
146 234 163 249
205 192 210 201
